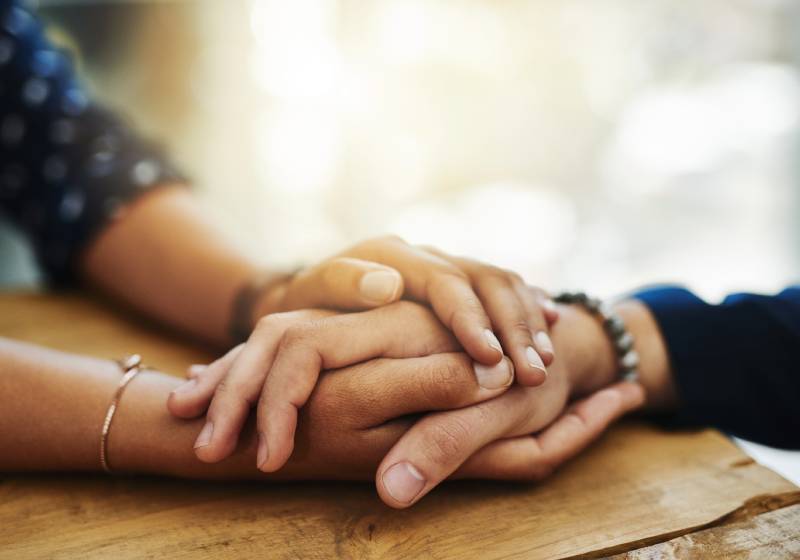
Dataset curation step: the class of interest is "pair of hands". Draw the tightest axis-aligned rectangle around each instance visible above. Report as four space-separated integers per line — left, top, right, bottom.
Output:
167 237 644 508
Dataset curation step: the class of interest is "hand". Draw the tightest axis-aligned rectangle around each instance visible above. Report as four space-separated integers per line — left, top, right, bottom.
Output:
256 236 559 385
168 302 516 471
164 350 640 489
375 378 644 507
168 351 516 480
371 299 649 508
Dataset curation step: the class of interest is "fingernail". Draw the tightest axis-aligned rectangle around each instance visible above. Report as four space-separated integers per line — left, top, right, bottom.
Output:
526 346 547 375
188 364 206 378
534 331 554 356
542 298 557 314
194 421 213 449
256 432 269 469
172 378 197 395
360 270 402 303
483 329 502 353
382 462 426 504
474 359 513 389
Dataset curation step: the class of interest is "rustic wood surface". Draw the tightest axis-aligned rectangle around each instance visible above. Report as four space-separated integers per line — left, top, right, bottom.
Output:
1 292 798 560
608 503 800 559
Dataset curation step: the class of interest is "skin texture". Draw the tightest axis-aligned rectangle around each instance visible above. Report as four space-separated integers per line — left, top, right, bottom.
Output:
0 299 665 507
80 185 563 483
0 338 522 478
4 183 676 506
164 299 668 506
82 186 557 381
168 302 507 470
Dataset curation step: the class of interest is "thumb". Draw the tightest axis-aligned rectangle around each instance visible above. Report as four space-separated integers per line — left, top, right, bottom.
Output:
281 257 404 310
455 381 645 481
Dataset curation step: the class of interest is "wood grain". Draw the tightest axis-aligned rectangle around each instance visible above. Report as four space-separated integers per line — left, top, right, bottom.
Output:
0 292 798 560
608 503 800 559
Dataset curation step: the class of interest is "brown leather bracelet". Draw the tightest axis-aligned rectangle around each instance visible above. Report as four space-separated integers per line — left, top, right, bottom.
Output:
227 271 297 343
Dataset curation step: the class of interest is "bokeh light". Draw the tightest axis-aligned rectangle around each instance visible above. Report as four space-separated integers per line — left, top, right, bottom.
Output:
6 0 798 301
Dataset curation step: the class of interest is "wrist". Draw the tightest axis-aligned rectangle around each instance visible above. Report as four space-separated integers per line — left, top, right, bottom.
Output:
551 303 618 398
552 298 677 411
615 300 677 411
250 275 290 326
109 370 264 479
228 271 293 343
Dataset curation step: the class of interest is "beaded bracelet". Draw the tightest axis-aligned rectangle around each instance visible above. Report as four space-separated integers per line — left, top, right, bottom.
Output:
553 292 639 382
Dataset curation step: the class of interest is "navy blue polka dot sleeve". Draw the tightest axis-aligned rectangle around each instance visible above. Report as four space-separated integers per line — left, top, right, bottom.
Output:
0 0 185 284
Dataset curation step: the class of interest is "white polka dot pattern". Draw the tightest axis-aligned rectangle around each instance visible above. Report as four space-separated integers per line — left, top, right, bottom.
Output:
0 1 186 284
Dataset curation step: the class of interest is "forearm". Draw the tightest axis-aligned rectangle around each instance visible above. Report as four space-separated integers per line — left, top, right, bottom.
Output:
0 337 257 477
79 186 278 346
553 300 678 412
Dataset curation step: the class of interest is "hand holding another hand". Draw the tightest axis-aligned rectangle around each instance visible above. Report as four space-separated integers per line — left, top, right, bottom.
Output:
168 298 645 508
252 236 559 384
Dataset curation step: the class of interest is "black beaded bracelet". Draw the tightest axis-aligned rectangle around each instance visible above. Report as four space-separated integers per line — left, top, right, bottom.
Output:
553 292 640 382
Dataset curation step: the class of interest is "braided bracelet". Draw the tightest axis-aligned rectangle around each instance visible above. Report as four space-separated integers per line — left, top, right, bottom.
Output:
553 292 639 382
228 269 303 344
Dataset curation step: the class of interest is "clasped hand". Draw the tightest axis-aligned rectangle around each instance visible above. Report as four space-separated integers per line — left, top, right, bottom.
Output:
168 237 644 508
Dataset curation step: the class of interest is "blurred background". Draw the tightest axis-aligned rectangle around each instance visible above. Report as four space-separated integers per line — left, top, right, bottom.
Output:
2 0 799 301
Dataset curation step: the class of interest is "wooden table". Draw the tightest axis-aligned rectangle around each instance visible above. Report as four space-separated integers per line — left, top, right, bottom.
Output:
1 293 798 559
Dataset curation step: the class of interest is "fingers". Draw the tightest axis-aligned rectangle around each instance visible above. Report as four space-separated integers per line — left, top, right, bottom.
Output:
424 271 505 366
513 281 556 366
419 245 555 381
173 310 333 463
473 272 548 386
281 257 404 311
316 353 515 430
254 304 463 473
533 382 645 468
167 344 244 418
347 237 503 366
457 382 646 481
375 385 533 508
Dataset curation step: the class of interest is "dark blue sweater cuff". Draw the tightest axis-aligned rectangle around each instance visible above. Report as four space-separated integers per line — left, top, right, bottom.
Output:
632 285 800 449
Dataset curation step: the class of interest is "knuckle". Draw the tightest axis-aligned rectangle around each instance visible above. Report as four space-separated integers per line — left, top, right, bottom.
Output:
476 265 512 283
501 319 533 340
280 320 322 348
438 266 470 283
468 401 493 425
255 310 309 336
389 299 429 318
212 378 252 409
430 359 463 390
449 299 486 327
562 411 589 431
421 417 471 468
255 313 284 334
506 270 525 286
423 355 472 405
280 324 309 347
360 234 406 253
